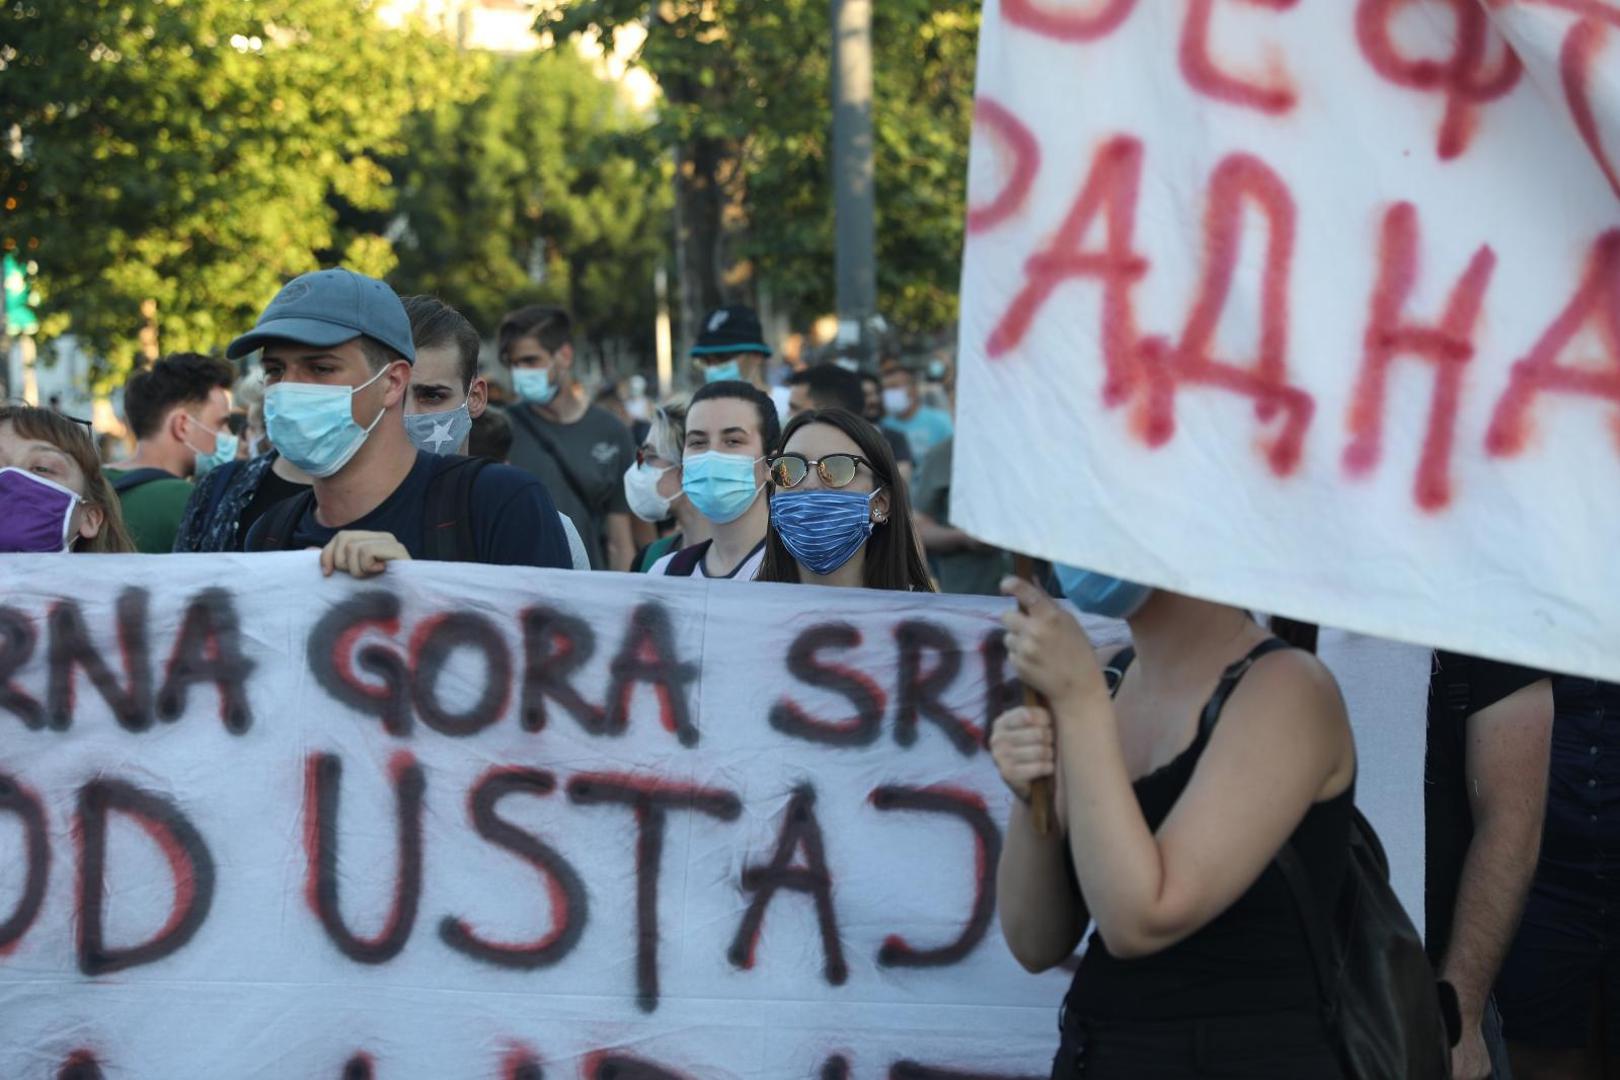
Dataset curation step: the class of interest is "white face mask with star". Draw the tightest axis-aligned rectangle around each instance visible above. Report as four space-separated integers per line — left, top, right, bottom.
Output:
404 403 473 456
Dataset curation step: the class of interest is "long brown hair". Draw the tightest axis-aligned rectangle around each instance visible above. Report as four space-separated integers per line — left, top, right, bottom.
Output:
758 408 935 592
0 403 136 553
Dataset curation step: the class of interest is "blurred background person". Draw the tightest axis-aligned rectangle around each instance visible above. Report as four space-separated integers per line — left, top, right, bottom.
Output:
0 403 135 554
174 369 313 553
625 401 711 573
1496 675 1620 1080
107 352 236 553
499 304 636 571
858 369 915 484
469 409 514 464
1426 653 1553 1080
880 358 952 462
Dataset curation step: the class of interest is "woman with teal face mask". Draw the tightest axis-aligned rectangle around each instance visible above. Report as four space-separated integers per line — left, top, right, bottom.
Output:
646 380 779 580
756 408 933 592
988 563 1360 1077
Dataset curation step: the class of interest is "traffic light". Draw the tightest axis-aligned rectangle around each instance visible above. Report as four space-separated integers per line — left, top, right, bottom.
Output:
4 253 40 336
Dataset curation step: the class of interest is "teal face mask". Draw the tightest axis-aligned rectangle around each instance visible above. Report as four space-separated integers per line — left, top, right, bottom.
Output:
184 417 239 478
702 359 742 384
263 366 390 479
512 367 558 404
681 450 763 523
1054 563 1154 619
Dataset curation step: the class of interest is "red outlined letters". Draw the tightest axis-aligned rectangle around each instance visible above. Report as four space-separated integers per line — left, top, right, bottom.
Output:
1487 230 1620 457
1179 0 1300 116
1356 0 1522 161
1344 202 1498 510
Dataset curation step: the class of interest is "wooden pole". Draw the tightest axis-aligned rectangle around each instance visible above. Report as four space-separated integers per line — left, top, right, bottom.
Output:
1013 555 1055 837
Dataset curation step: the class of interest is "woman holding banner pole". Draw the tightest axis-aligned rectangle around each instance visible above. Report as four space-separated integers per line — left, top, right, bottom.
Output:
756 408 934 592
0 403 136 554
990 570 1356 1077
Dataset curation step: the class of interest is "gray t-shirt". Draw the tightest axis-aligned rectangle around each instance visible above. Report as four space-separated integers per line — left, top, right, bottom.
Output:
911 437 1013 597
505 403 635 570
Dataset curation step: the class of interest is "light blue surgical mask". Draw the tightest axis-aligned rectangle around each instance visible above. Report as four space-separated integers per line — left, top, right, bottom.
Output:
702 358 742 384
681 450 763 524
263 365 391 479
512 367 558 405
404 403 472 456
1054 563 1155 619
183 418 238 478
770 490 876 577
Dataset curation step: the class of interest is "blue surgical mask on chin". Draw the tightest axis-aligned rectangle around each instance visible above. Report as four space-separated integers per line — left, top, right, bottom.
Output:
263 365 391 480
1054 563 1155 619
702 358 742 384
682 450 763 523
512 366 558 405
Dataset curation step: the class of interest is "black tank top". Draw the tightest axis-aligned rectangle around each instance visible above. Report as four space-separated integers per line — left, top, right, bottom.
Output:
1063 640 1354 1020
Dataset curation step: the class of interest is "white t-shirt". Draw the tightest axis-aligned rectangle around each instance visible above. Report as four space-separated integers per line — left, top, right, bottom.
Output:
649 539 766 581
556 513 591 571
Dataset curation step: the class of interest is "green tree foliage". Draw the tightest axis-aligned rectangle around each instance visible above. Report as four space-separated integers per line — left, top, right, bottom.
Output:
542 0 978 337
390 49 671 363
2 0 464 383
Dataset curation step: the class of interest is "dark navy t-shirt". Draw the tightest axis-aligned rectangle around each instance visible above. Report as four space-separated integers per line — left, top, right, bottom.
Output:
244 451 572 569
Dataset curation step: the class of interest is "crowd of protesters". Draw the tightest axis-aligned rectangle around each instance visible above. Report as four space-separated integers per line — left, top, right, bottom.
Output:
2 267 1614 1080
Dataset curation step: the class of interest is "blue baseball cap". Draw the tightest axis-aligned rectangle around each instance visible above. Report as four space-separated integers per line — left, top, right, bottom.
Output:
226 268 416 363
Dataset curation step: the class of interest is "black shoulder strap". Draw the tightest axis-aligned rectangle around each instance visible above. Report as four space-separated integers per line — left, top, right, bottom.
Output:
111 467 174 494
423 455 488 562
666 541 709 577
1104 647 1136 697
249 488 317 552
506 406 594 513
1197 637 1294 739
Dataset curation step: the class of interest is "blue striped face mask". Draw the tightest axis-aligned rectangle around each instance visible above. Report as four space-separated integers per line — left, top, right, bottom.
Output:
770 489 877 577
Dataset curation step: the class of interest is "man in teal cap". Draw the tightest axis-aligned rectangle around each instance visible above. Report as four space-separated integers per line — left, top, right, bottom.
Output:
230 267 572 574
691 305 772 391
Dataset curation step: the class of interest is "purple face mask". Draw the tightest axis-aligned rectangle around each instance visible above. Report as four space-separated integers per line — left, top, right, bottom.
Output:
0 467 83 553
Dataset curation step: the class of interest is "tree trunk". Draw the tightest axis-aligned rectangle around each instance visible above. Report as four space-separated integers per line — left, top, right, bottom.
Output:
672 133 753 366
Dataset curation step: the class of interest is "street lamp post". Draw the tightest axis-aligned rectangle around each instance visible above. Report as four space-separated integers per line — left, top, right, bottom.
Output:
831 0 877 370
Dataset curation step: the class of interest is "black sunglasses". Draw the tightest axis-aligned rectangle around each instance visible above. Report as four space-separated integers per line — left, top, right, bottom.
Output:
768 452 874 489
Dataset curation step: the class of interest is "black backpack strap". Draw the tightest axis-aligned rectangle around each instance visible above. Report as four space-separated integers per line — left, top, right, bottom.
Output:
1104 647 1136 697
422 455 488 562
1196 637 1294 739
666 541 709 577
111 467 174 494
506 405 595 513
248 488 317 552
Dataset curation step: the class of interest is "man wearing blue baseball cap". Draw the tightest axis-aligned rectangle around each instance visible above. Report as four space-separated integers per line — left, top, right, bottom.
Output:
229 268 572 574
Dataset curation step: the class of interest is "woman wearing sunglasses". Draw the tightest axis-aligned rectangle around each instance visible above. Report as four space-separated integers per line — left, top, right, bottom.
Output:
757 408 933 592
0 403 136 554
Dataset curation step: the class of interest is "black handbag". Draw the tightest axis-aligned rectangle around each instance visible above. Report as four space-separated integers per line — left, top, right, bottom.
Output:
1275 807 1454 1080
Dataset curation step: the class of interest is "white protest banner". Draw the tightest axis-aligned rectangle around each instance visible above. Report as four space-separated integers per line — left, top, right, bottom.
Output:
955 0 1620 680
0 554 1065 1079
0 556 1433 1077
